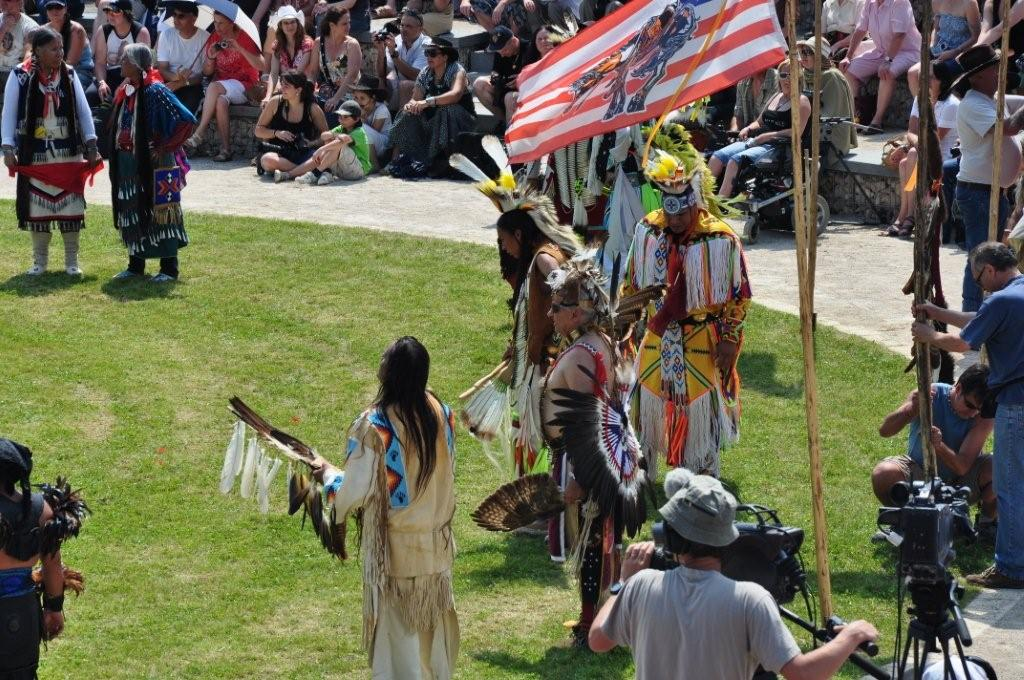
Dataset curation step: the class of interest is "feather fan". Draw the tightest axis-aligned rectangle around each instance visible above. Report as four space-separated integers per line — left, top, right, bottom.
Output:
471 473 565 532
219 420 246 494
38 478 90 556
546 364 649 537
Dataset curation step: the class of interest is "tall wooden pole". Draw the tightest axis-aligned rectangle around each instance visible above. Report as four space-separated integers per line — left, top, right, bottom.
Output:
990 0 1012 241
807 0 823 287
914 0 937 478
786 0 833 619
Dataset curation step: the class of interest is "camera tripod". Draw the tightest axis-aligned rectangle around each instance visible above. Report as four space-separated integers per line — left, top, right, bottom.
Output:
896 577 993 679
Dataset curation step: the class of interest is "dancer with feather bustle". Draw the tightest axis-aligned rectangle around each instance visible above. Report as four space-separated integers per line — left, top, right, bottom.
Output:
450 138 581 481
624 127 752 477
542 257 648 647
309 337 459 679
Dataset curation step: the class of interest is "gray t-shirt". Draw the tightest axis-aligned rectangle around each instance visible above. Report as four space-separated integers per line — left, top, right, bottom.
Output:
603 567 801 680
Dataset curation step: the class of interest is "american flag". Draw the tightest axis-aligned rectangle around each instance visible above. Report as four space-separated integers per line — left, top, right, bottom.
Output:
506 0 787 162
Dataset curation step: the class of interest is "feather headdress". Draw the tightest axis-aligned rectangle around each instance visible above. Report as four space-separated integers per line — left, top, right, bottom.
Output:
642 123 734 218
546 252 612 324
451 136 582 256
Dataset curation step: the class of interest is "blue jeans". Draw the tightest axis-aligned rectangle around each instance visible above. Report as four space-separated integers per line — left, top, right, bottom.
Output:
995 404 1024 579
955 183 1007 312
941 158 959 243
712 140 774 168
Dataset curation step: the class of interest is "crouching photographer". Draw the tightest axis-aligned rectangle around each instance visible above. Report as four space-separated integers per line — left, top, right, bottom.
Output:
589 470 880 680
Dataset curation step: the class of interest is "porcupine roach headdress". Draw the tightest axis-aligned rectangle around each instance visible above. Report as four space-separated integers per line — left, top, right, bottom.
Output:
642 123 735 219
546 253 613 330
450 136 581 256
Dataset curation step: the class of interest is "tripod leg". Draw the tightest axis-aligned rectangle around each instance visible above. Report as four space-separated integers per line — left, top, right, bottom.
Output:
915 638 924 680
951 636 975 679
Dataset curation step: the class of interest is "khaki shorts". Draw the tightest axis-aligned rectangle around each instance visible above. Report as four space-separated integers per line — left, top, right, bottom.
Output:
883 454 991 503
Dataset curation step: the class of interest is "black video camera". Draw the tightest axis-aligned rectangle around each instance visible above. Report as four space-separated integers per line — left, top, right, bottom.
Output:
877 478 975 584
373 20 400 42
649 505 806 605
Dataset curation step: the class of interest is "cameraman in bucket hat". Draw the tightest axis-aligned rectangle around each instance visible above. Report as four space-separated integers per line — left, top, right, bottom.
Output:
589 470 879 680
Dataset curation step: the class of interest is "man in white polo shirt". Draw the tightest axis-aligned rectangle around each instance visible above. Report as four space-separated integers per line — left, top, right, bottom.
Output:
156 0 209 113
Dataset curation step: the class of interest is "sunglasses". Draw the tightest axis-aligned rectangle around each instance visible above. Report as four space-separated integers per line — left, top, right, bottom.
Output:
778 72 791 79
973 265 988 286
424 48 440 57
102 7 122 12
550 301 578 313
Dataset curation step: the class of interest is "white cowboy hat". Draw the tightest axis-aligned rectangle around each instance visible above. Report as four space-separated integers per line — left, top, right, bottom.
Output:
269 4 304 29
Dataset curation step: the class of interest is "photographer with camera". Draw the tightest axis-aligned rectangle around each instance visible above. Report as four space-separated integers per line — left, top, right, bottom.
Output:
873 364 996 528
589 469 880 679
374 9 430 112
913 241 1024 589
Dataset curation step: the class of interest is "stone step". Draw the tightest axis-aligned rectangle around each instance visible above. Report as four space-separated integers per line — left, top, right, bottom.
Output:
469 50 494 74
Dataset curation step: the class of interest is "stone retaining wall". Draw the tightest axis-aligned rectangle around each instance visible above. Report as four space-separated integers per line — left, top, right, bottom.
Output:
821 168 899 223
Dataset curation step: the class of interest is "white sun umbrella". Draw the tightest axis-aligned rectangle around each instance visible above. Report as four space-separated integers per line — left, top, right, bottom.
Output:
195 0 261 48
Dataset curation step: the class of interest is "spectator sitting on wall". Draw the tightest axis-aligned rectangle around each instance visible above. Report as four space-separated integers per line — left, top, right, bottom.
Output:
156 0 210 113
795 38 856 155
91 0 149 103
472 26 536 127
387 37 476 176
823 0 864 52
459 0 534 34
311 7 362 126
257 69 329 178
263 6 316 107
502 25 556 122
375 8 431 113
285 98 372 183
838 0 922 132
375 0 453 38
906 0 979 97
43 0 91 90
350 73 391 163
311 0 371 38
0 0 37 92
185 9 267 161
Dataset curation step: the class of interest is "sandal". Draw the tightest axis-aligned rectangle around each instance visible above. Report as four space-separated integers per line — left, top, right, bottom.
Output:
897 217 914 239
212 150 233 162
882 222 901 237
184 134 201 152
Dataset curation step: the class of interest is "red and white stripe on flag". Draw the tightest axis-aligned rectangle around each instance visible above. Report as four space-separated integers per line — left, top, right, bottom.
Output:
506 0 787 162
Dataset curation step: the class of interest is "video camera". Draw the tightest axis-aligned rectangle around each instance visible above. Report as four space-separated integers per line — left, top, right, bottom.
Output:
877 478 975 584
373 20 400 43
649 505 806 605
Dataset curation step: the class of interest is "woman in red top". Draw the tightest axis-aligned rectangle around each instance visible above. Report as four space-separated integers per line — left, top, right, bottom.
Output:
186 11 266 161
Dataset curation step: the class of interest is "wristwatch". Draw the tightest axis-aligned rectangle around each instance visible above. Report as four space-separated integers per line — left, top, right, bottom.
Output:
608 580 626 596
884 56 893 63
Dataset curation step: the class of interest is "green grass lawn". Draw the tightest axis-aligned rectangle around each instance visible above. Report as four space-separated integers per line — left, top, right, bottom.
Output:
0 202 990 679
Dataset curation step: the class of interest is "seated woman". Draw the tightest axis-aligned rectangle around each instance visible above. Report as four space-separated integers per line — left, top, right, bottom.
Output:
709 60 810 198
388 37 476 176
884 63 960 238
906 0 979 95
44 0 93 91
91 0 150 103
795 37 857 155
311 7 362 127
256 70 329 180
261 5 316 107
350 74 392 166
838 0 921 131
186 10 266 161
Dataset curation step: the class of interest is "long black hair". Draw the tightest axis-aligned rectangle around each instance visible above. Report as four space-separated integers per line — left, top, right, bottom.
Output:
375 337 439 490
497 209 549 306
0 439 33 543
281 69 314 106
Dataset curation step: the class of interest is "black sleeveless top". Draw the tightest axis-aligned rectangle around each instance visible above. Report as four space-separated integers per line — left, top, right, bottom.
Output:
269 98 317 143
761 95 793 132
0 492 44 561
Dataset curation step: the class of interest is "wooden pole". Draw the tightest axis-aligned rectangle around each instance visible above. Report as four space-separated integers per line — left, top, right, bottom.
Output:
807 0 823 288
990 0 1012 241
914 0 937 478
786 0 833 620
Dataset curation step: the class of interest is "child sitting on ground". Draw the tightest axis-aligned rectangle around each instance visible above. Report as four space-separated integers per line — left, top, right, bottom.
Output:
350 75 392 169
282 100 372 185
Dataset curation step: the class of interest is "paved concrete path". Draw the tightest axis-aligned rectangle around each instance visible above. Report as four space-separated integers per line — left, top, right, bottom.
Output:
4 160 1019 676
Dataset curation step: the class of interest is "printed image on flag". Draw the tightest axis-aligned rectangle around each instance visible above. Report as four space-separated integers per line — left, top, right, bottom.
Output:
506 0 787 162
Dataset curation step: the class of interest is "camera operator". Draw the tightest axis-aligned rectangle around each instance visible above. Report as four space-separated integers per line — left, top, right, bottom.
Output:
912 241 1024 589
374 9 431 112
873 364 996 529
589 469 880 679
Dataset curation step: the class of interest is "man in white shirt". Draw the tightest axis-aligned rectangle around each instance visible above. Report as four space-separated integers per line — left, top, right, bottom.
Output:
952 44 1024 312
589 469 880 680
156 0 209 112
0 0 37 90
374 8 430 112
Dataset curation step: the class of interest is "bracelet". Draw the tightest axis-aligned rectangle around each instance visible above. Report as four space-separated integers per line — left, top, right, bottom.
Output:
43 594 64 612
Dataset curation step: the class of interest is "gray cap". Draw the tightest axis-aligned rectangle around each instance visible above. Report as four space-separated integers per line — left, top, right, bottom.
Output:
336 100 361 119
659 472 739 547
